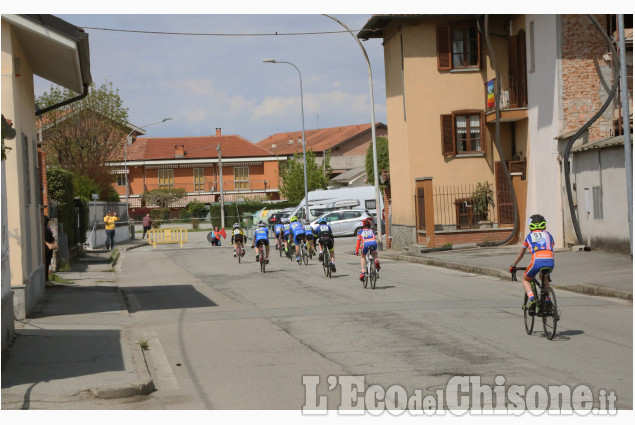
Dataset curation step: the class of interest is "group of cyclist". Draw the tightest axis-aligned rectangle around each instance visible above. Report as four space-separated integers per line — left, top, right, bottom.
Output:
226 213 382 281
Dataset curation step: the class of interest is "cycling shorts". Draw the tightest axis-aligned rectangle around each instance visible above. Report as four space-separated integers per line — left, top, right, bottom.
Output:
255 238 269 247
234 235 244 243
525 258 554 279
305 232 314 241
319 237 334 251
361 241 378 256
294 232 306 244
275 229 282 236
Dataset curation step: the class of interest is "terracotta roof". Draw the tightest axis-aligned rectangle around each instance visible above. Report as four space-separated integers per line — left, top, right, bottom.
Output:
256 122 385 156
125 134 275 161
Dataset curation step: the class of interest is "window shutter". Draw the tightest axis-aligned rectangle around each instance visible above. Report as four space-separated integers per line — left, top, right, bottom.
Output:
436 25 452 71
441 114 456 156
480 112 486 154
476 29 481 69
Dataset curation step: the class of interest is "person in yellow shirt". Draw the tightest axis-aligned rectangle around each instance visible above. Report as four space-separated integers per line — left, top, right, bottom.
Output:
104 210 119 251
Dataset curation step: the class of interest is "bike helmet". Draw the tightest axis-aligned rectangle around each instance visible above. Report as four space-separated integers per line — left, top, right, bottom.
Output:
362 217 373 228
318 218 328 224
233 223 240 229
528 214 546 230
290 216 298 222
258 220 266 227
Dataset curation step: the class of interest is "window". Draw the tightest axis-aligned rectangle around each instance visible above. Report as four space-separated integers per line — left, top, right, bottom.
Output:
158 169 174 188
440 111 485 156
117 174 126 186
325 212 341 222
437 24 481 70
365 199 376 210
342 211 362 220
234 166 249 190
194 168 204 191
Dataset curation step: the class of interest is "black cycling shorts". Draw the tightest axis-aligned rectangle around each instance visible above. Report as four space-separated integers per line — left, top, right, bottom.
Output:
234 235 244 243
319 237 334 250
255 239 269 247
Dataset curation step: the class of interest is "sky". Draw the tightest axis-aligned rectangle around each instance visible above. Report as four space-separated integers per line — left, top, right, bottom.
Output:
28 10 389 144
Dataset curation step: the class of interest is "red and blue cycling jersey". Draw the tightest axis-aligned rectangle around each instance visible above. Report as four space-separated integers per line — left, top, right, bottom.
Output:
355 228 377 256
523 229 555 278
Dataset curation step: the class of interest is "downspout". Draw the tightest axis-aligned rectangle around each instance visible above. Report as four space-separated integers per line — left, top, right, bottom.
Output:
35 84 90 116
477 15 519 246
562 14 619 246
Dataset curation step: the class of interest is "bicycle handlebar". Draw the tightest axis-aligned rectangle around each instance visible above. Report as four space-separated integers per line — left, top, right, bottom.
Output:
510 266 526 281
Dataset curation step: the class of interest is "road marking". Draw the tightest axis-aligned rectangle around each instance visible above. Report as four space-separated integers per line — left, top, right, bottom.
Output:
143 330 180 390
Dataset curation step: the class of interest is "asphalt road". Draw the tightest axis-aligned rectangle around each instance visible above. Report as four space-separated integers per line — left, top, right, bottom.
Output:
109 232 632 411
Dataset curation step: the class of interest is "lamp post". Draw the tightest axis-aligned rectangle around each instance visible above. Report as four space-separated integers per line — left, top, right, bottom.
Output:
323 15 383 250
216 143 225 230
262 58 310 222
124 118 172 208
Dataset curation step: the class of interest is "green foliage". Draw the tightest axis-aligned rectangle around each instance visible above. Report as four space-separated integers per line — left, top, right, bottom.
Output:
72 174 101 202
190 218 199 230
178 208 192 219
279 150 331 202
471 181 495 221
365 137 389 185
103 185 121 202
142 188 187 209
151 208 170 228
48 168 76 245
74 198 89 245
207 200 297 228
186 200 207 218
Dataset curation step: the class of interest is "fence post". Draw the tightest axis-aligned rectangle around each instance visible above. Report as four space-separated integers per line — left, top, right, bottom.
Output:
422 178 436 248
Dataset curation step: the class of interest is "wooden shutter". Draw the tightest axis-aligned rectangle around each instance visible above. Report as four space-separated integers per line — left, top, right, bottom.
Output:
475 28 481 69
441 114 456 156
517 30 528 107
495 161 514 225
416 187 426 230
480 112 486 154
436 25 452 71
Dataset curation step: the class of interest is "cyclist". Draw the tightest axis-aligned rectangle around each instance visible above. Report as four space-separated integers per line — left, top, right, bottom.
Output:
304 220 316 256
289 216 305 264
251 220 270 263
274 220 284 250
315 217 336 272
510 214 555 312
282 218 292 255
355 218 380 282
230 223 247 258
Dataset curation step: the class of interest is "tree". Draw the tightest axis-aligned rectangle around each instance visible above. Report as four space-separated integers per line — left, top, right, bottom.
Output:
141 188 187 209
279 150 332 202
36 81 129 198
365 136 389 184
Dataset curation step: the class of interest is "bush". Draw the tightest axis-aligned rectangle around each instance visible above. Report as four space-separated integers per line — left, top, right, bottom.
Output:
207 199 297 227
130 207 151 222
179 208 192 219
74 197 89 244
151 208 169 228
48 168 76 245
72 174 101 202
191 218 199 229
186 200 207 218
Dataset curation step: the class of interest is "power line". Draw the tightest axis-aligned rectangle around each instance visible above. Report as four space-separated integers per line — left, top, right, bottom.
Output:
80 26 374 37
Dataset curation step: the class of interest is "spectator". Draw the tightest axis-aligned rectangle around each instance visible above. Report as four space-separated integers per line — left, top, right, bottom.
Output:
104 210 119 251
211 226 222 246
43 215 57 282
142 213 153 240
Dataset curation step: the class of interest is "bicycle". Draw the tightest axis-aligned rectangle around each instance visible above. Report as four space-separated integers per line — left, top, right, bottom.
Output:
322 249 332 278
362 248 378 289
511 267 560 340
300 239 309 265
258 243 266 273
235 244 245 264
277 236 284 257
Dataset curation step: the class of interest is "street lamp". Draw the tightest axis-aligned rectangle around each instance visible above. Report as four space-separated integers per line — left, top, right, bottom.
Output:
323 15 383 250
124 118 172 208
262 58 310 222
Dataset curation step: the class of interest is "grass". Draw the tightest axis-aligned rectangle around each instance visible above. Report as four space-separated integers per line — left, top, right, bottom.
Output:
48 273 75 285
139 339 149 351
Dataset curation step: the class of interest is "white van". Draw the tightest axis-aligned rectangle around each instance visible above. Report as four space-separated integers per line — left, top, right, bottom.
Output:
290 186 384 222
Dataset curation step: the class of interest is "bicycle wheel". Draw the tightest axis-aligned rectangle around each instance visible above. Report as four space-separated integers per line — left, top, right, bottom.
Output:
542 287 558 340
308 244 313 260
369 261 377 289
362 260 369 288
523 293 535 335
326 254 332 278
206 232 213 243
302 245 309 265
260 247 266 273
238 247 241 264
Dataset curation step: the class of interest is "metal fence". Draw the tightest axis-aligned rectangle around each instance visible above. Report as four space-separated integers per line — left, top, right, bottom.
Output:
87 201 129 229
432 184 510 231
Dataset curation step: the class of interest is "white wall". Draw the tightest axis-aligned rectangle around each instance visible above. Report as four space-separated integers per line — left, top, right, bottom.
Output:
525 15 565 247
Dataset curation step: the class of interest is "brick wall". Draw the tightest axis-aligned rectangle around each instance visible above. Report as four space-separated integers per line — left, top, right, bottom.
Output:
38 147 49 217
560 14 614 141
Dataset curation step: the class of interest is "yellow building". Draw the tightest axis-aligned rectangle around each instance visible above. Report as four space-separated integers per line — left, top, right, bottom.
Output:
359 15 528 249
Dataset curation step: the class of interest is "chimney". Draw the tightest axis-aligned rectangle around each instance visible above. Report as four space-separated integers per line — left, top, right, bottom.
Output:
174 144 185 158
216 128 221 136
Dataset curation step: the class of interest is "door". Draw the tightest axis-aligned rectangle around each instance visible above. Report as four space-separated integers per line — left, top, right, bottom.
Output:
339 210 363 235
324 211 343 236
495 161 514 225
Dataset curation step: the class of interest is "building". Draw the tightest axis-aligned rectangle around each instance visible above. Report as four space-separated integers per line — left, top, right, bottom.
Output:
1 14 92 347
109 128 282 211
359 15 529 249
256 122 387 186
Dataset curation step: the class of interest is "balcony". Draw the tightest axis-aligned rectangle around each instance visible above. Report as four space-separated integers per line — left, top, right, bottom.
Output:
142 180 272 194
484 76 528 123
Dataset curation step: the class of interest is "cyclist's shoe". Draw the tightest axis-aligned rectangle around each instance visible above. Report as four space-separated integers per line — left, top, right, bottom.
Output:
359 272 365 282
527 297 537 316
375 259 381 270
331 263 336 273
318 252 324 262
265 258 269 264
255 254 260 262
297 256 301 264
233 251 237 257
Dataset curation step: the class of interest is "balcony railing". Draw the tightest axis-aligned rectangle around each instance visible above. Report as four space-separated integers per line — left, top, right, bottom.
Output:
141 180 271 194
485 76 527 114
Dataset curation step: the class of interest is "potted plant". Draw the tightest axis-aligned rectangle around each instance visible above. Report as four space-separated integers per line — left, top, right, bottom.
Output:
471 181 495 228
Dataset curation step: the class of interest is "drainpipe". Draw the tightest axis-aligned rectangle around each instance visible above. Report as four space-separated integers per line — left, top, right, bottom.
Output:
35 84 90 116
562 15 619 247
618 14 633 255
477 15 519 247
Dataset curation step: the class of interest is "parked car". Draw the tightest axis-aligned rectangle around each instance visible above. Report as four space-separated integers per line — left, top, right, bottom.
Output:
310 209 377 237
268 208 294 227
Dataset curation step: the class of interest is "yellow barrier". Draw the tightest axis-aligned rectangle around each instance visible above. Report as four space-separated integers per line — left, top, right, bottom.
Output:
147 228 188 249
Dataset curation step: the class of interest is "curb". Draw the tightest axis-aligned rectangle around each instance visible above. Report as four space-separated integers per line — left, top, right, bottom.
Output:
90 337 155 399
382 252 633 301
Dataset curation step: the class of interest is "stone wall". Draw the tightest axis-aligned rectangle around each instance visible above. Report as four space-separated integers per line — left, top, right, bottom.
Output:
390 223 416 250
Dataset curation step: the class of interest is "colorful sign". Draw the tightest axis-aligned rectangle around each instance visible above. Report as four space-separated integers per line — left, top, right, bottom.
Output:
487 80 495 108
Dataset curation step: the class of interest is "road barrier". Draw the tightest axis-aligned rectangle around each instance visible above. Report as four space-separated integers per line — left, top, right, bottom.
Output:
148 228 188 249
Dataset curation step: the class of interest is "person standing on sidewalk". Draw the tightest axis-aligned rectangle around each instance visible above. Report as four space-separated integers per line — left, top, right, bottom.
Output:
43 215 57 281
142 213 153 240
104 210 119 251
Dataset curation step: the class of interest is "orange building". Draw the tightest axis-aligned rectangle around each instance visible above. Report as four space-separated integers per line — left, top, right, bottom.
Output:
109 128 282 208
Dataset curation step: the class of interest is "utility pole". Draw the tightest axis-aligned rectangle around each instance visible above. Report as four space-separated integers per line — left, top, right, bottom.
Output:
618 14 633 255
217 143 225 230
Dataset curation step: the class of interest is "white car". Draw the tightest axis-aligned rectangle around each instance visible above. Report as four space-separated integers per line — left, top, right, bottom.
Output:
310 209 375 237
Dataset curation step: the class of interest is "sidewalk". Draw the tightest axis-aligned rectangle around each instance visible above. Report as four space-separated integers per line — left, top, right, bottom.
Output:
1 238 153 408
383 244 633 300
